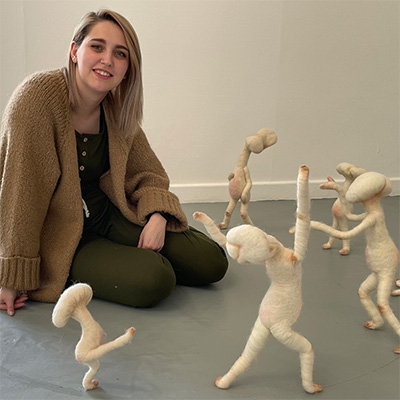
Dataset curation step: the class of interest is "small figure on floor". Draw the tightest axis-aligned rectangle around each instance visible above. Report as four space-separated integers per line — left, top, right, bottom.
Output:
52 283 135 390
218 128 277 230
320 162 366 255
311 172 400 354
194 165 322 394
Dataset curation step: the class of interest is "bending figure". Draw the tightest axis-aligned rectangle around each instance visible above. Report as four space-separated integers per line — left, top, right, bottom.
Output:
218 128 277 230
311 172 400 354
194 165 322 394
52 283 135 390
321 162 366 255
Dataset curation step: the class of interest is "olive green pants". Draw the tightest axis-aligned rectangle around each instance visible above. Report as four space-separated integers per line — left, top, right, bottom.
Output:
70 203 228 307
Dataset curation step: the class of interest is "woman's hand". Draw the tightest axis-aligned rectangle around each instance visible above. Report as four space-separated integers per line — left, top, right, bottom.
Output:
0 287 28 316
138 213 167 252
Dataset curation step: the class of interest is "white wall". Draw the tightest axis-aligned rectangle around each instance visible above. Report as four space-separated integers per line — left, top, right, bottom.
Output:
1 0 399 202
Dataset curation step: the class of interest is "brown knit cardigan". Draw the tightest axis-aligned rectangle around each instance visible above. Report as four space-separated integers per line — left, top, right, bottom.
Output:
0 69 188 302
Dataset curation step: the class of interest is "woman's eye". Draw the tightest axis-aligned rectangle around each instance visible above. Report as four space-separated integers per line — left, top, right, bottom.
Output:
91 45 103 51
115 51 127 58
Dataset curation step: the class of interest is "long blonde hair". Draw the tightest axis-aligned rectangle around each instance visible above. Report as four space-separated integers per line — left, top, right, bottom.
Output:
64 9 143 134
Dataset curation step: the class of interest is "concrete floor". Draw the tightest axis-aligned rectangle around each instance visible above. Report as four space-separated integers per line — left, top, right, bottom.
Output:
0 197 399 400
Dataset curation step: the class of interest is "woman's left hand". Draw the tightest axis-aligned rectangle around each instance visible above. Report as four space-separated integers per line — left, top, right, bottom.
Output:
138 213 167 252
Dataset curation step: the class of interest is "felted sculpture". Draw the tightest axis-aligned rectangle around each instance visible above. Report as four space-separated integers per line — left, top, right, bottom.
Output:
218 128 277 230
320 162 366 255
194 165 322 394
52 283 135 390
392 279 400 296
311 172 400 354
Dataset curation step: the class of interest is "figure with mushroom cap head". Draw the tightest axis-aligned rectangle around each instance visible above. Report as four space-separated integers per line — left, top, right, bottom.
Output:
311 171 400 354
52 283 135 390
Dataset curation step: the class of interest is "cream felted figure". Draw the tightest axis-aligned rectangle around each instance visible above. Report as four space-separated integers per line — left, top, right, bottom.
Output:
320 162 366 255
218 128 277 230
311 172 400 354
52 283 135 390
194 165 322 394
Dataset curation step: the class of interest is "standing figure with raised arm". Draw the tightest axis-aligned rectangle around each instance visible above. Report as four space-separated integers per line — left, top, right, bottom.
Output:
321 162 366 255
194 165 322 394
311 172 400 354
218 128 277 230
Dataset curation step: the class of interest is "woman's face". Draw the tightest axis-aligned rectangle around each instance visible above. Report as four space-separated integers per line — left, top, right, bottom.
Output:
71 20 130 101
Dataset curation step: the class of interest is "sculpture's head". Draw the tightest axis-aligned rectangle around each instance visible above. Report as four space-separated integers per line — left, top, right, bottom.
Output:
346 171 392 204
246 128 277 154
52 283 93 328
336 162 366 181
226 225 278 265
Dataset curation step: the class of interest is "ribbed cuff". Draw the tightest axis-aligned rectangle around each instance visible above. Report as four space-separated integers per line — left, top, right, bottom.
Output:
0 256 40 290
136 189 188 231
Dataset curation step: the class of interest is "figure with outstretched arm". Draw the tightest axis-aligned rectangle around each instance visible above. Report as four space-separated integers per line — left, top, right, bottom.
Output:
311 172 400 354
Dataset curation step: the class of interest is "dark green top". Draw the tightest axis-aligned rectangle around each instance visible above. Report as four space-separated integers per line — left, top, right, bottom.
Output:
75 105 111 232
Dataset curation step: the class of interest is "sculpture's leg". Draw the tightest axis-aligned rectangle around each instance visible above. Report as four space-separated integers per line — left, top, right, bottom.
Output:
82 360 100 390
215 317 270 389
376 274 400 353
322 217 338 250
270 324 322 394
82 328 135 361
391 279 400 296
358 273 384 330
219 198 238 230
337 216 350 255
239 200 254 226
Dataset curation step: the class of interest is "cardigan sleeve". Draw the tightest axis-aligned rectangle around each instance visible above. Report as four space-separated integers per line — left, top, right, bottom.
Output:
0 75 62 290
124 127 188 231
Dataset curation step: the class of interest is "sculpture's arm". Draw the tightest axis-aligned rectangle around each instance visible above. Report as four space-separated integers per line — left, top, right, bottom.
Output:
319 178 366 221
310 214 375 239
193 212 227 247
293 165 310 261
241 166 252 203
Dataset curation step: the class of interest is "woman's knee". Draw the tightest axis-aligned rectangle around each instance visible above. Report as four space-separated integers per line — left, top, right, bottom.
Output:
71 238 176 307
164 229 228 286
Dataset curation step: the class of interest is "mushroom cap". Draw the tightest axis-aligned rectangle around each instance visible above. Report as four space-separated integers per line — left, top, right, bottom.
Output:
346 172 391 203
52 283 93 328
336 162 366 180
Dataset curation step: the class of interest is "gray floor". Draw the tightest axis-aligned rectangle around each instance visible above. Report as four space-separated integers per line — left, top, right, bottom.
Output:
1 198 399 400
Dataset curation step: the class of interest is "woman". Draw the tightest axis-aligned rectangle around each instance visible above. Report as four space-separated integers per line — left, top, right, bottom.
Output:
0 9 228 315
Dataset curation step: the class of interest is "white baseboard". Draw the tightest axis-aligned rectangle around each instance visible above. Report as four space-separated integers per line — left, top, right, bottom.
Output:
171 177 400 204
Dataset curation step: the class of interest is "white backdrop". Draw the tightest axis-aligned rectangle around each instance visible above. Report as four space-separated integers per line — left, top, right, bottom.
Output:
1 0 399 202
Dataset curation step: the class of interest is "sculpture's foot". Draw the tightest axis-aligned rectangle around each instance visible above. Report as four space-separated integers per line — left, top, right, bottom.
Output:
215 376 230 389
394 345 400 354
339 248 350 255
363 320 383 330
84 379 99 391
322 243 331 250
304 382 323 394
218 223 228 230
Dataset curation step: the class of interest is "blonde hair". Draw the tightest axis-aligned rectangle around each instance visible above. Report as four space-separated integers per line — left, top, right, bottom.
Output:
64 9 143 134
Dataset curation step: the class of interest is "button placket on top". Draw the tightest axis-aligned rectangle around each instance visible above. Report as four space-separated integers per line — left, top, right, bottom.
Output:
79 136 88 172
